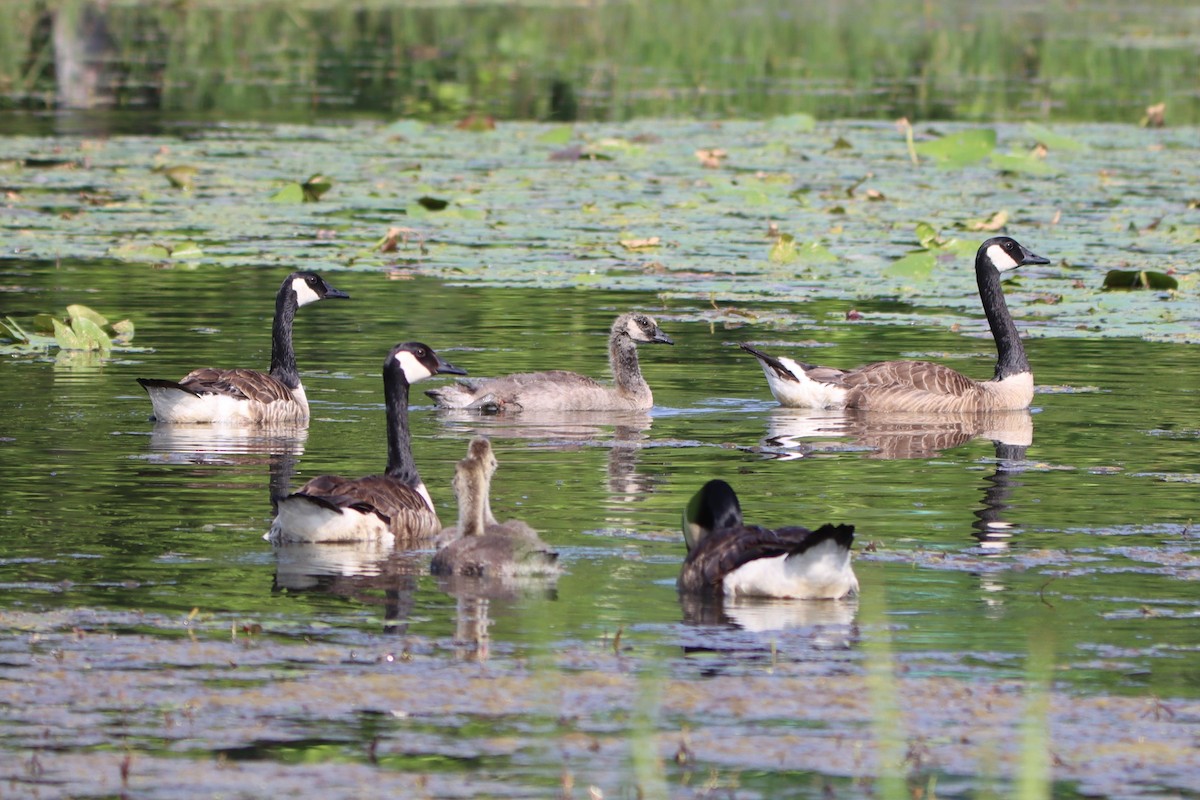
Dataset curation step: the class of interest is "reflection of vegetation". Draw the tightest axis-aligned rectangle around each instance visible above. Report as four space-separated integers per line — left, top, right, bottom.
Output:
2 0 1198 122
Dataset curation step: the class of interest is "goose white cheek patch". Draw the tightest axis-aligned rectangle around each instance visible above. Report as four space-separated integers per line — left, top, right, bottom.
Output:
986 244 1020 272
395 350 434 383
292 277 323 306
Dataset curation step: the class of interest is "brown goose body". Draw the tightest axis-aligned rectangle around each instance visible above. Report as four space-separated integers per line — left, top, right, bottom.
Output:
678 480 857 600
741 237 1049 412
137 272 349 424
426 313 673 412
431 437 559 578
268 342 466 545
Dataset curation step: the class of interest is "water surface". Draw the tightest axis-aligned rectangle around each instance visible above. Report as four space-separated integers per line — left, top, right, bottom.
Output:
1 266 1197 798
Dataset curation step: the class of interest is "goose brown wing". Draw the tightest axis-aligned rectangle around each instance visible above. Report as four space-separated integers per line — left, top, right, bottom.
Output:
680 523 852 593
177 368 296 404
837 360 980 396
293 474 431 521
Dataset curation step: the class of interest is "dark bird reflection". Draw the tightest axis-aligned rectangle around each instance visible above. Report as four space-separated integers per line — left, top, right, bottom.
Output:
146 423 308 513
972 440 1030 550
757 407 1033 460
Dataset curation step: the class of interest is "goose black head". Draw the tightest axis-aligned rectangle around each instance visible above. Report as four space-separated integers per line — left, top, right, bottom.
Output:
978 237 1051 274
287 271 351 307
622 313 674 345
388 342 468 385
682 479 744 551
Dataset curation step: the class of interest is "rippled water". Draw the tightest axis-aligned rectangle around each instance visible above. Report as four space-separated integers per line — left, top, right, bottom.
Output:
1 263 1197 798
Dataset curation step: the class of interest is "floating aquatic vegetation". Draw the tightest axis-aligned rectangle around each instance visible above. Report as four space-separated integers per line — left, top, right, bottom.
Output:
270 174 333 203
0 304 134 353
914 128 996 169
1102 269 1180 291
885 222 976 280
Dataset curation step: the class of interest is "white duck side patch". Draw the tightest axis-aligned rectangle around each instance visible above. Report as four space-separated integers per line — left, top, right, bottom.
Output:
722 537 858 599
986 244 1020 272
756 356 848 409
395 350 434 383
291 277 323 307
268 496 395 544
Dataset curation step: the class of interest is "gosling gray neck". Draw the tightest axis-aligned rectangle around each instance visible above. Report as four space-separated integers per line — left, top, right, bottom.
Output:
455 464 491 538
609 332 651 401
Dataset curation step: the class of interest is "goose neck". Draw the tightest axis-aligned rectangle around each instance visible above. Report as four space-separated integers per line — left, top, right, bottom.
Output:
976 258 1029 380
383 367 420 484
268 284 301 389
609 332 649 396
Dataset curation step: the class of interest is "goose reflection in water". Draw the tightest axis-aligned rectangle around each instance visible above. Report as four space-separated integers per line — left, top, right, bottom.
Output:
755 407 1033 461
435 408 657 517
146 422 308 512
972 440 1030 551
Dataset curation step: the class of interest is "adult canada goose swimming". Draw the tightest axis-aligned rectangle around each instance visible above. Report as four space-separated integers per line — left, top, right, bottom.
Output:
741 236 1050 412
137 271 349 424
431 437 559 578
426 312 673 412
267 342 466 545
678 479 858 600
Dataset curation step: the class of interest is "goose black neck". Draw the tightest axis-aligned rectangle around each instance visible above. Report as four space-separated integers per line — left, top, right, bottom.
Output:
383 362 420 484
268 284 301 389
977 257 1029 380
610 333 647 394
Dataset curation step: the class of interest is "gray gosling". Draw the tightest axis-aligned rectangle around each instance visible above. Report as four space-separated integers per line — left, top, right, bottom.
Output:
431 437 560 578
426 312 673 412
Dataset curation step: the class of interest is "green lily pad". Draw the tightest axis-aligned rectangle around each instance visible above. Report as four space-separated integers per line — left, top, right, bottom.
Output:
768 234 797 264
795 241 838 263
302 174 332 202
160 165 198 190
170 241 204 259
1023 123 1088 151
538 125 573 145
914 128 997 168
885 249 937 279
1102 270 1179 291
109 242 172 261
70 315 112 351
270 183 306 203
66 304 108 328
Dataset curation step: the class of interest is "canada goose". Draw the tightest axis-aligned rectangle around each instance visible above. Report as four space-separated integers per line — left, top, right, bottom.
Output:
678 479 858 600
741 237 1050 412
431 437 559 578
267 342 467 544
137 271 349 424
426 312 673 412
